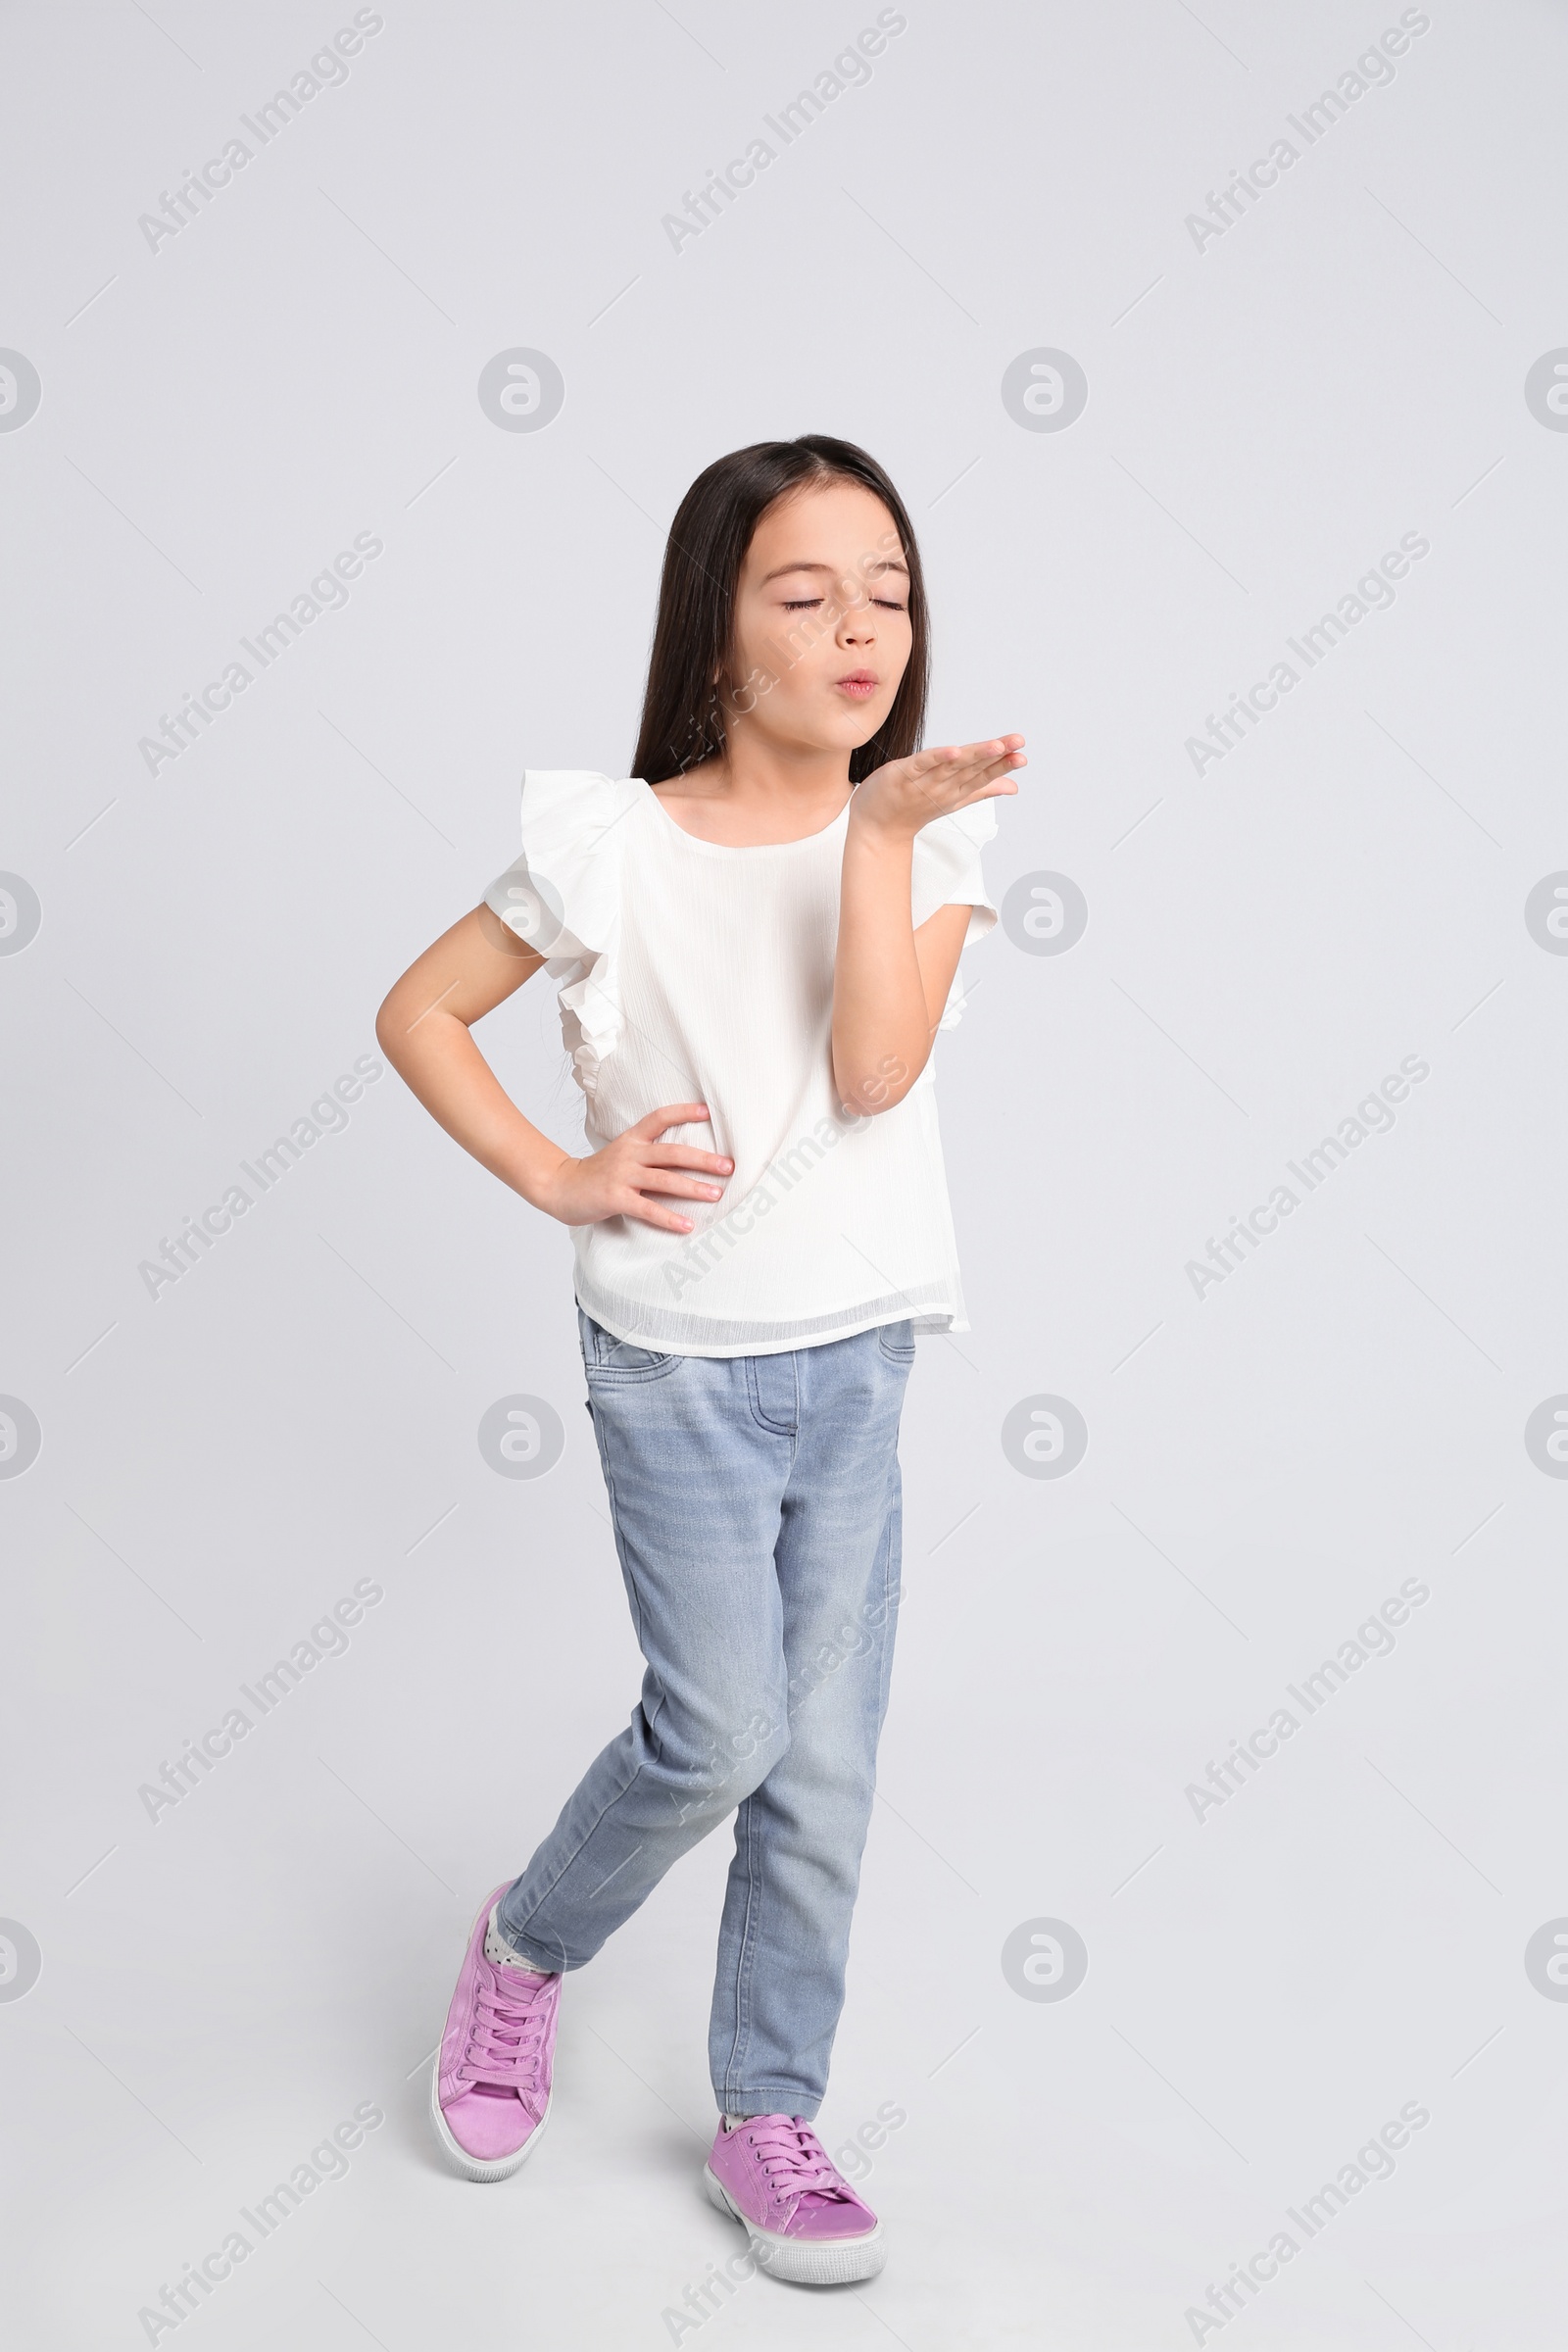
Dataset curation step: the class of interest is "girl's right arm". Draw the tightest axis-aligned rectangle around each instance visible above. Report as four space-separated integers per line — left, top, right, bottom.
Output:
374 905 732 1233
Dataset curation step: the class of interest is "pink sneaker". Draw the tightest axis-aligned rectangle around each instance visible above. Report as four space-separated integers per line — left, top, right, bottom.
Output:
704 2114 887 2283
431 1882 561 2181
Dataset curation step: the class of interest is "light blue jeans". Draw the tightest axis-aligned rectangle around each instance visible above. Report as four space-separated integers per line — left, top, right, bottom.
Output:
496 1307 912 2121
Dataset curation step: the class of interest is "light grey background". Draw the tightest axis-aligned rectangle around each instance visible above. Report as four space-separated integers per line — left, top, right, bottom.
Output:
3 2 1565 2345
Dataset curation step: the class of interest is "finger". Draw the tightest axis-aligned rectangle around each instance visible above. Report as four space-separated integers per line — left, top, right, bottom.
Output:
622 1196 703 1234
947 736 1023 774
923 737 1010 769
955 775 1022 806
912 735 1022 771
630 1169 729 1200
909 740 1012 794
924 744 1026 800
949 739 1023 782
639 1145 735 1173
906 748 968 807
912 744 966 777
893 745 959 787
906 754 998 812
632 1101 712 1138
966 751 1027 789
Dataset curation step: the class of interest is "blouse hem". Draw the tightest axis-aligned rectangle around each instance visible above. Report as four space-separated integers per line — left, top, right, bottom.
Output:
573 1272 968 1359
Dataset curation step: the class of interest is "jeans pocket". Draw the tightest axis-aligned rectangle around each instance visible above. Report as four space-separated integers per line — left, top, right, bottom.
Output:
580 1309 679 1383
876 1318 916 1366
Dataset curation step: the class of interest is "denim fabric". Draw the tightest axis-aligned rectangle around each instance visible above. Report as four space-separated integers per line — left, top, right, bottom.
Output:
496 1306 912 2120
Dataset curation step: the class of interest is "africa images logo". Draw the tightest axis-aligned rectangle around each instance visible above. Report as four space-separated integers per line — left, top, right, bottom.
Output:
1524 351 1568 430
476 349 564 432
1002 1396 1089 1478
1000 350 1089 433
477 1396 565 1478
1001 1918 1089 2001
0 1921 43 2002
0 350 42 431
1524 1397 1568 1477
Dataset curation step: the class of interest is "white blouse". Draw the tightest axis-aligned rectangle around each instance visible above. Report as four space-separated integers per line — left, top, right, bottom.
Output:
484 771 998 1358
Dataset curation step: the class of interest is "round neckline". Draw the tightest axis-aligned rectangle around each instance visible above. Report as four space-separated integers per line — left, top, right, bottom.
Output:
637 778 854 855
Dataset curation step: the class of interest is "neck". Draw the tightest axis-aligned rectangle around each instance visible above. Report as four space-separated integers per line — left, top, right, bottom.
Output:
651 730 857 848
679 728 853 816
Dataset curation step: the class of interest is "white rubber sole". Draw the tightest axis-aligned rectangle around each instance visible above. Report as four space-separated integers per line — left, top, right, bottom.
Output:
703 2165 887 2283
429 2063 553 2183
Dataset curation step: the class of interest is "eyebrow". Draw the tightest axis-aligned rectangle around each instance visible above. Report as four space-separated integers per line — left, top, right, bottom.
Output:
758 557 909 584
757 555 911 583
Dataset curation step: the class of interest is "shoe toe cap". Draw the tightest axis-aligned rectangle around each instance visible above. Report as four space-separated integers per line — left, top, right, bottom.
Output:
441 2088 537 2162
789 2192 879 2240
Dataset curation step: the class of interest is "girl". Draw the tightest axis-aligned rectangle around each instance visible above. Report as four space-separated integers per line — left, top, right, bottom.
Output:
375 434 1021 2286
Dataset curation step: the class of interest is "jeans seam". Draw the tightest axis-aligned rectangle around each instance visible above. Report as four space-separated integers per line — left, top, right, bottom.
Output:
744 1353 797 1438
875 1470 902 1730
716 1788 765 2103
593 1404 647 1653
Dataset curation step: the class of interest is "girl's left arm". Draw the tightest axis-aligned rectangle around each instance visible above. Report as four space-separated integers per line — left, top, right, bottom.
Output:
832 737 1023 1115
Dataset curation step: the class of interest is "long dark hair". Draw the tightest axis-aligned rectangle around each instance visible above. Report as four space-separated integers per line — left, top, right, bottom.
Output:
632 434 929 786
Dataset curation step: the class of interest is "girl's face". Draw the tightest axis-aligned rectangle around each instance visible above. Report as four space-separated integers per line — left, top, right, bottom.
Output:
722 478 912 759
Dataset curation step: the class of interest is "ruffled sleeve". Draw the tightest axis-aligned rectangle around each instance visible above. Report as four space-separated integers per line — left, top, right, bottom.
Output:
483 769 638 1098
909 797 1000 1032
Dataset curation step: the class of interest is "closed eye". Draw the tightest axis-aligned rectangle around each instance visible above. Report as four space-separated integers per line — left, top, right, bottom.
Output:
780 596 906 612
